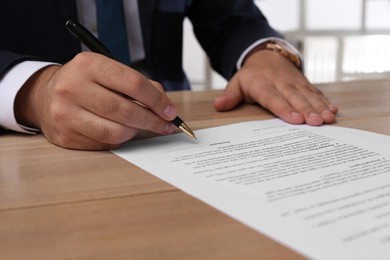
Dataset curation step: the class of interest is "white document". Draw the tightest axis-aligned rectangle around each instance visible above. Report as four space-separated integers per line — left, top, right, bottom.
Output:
114 119 390 260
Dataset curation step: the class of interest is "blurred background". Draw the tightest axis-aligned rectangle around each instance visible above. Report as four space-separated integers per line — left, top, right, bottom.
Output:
183 0 390 90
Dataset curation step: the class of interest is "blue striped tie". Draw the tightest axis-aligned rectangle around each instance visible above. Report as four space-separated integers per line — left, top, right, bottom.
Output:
96 0 131 66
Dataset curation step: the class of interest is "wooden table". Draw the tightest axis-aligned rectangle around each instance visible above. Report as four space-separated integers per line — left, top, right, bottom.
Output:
1 79 390 259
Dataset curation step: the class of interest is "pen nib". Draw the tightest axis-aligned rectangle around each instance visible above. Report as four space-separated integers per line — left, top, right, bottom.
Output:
179 123 196 139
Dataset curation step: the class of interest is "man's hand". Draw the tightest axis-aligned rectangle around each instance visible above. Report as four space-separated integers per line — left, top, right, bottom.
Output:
213 49 338 125
15 52 177 150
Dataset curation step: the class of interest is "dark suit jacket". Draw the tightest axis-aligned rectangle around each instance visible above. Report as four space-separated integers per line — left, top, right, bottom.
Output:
0 0 280 90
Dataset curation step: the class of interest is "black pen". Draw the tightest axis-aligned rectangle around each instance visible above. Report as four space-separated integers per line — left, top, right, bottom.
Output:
65 20 196 139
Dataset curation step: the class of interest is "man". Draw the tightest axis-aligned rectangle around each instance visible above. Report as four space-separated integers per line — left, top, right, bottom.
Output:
0 0 338 150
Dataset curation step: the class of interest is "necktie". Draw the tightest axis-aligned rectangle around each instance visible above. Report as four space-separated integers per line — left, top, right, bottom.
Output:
96 0 131 66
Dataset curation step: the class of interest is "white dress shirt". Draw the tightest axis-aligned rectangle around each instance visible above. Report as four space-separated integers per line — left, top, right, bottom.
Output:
0 0 300 134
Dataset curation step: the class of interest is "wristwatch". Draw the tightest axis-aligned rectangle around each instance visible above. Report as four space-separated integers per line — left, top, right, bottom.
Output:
245 40 302 70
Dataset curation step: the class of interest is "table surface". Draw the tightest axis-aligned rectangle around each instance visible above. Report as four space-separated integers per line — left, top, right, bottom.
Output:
1 79 390 259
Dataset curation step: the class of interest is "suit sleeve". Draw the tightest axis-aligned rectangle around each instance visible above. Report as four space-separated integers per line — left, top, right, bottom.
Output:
0 51 40 78
0 51 53 133
187 0 282 79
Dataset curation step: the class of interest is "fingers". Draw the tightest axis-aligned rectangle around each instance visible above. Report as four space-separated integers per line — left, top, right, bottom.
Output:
213 76 244 111
76 53 177 121
252 81 337 126
227 50 338 126
25 53 179 150
45 130 122 151
71 81 176 134
253 83 306 124
42 101 177 150
220 76 338 126
280 82 337 125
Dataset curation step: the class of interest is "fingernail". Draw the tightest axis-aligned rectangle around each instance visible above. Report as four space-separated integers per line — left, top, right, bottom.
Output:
309 112 321 118
164 123 176 134
289 112 304 124
291 112 301 118
321 110 333 117
164 105 176 119
328 104 338 112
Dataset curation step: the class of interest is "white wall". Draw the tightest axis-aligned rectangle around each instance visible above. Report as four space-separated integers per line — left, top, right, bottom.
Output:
183 0 390 89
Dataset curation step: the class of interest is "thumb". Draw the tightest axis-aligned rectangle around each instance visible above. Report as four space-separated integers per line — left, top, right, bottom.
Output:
213 75 244 111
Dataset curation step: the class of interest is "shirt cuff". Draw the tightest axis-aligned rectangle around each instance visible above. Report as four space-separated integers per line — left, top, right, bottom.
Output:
236 37 303 70
0 61 57 134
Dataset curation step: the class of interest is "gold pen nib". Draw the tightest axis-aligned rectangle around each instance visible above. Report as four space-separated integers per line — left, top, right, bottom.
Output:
171 116 196 139
179 122 196 139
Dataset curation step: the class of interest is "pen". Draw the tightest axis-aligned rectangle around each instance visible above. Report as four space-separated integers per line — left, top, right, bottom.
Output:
65 20 196 139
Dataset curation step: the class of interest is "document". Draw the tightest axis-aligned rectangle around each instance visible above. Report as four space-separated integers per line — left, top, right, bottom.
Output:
114 119 390 259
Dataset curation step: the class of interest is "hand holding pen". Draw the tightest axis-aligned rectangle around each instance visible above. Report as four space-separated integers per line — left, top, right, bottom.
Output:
14 22 195 151
66 20 195 139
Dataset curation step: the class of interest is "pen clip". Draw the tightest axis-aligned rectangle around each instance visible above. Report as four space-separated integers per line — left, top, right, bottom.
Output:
65 20 113 59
